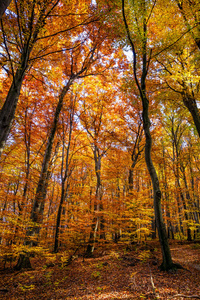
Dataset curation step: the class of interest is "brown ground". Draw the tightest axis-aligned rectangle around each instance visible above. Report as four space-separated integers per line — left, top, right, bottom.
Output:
0 240 199 300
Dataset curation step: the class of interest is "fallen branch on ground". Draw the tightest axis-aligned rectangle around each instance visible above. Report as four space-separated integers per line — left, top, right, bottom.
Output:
168 294 200 299
148 263 160 299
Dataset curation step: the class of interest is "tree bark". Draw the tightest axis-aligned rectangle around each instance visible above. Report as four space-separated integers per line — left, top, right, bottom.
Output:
142 93 174 270
86 145 103 256
183 94 200 138
0 69 25 156
54 105 74 253
0 0 11 19
31 78 74 227
122 0 176 270
0 0 61 157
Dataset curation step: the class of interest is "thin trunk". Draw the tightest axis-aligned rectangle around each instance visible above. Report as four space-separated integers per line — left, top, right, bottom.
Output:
162 143 174 239
128 123 144 192
86 146 103 256
188 146 200 226
172 120 192 241
54 108 74 253
122 0 175 270
54 185 66 253
180 164 193 241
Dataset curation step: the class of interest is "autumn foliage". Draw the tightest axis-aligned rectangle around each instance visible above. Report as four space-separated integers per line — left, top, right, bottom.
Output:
0 0 199 274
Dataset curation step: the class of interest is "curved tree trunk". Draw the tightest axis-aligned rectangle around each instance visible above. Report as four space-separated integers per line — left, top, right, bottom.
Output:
183 94 200 138
142 93 174 270
122 0 178 270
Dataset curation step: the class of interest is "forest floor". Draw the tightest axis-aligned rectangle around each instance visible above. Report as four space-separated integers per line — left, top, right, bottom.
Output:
0 240 200 300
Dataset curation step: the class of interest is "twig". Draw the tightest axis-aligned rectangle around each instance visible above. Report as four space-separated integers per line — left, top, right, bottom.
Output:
168 295 200 299
148 263 160 299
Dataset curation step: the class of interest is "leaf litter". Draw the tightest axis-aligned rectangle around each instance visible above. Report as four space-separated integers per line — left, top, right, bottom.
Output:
0 240 199 300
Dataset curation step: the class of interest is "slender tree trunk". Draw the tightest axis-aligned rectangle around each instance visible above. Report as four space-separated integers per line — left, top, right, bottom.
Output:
54 107 74 253
180 163 194 240
54 185 66 253
188 145 200 227
86 146 103 256
162 142 172 239
128 124 143 192
122 0 176 270
142 93 174 270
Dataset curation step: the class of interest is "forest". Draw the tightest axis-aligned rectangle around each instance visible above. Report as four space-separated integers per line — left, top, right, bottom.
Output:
0 0 200 299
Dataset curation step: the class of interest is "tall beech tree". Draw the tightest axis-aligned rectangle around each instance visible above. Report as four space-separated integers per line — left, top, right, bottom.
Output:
0 0 98 157
79 76 116 255
14 28 111 269
121 0 178 270
0 0 61 156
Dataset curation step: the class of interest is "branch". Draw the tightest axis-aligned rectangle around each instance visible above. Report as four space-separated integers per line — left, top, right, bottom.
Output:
121 0 143 98
0 18 15 82
152 23 200 58
148 264 160 299
168 295 200 299
37 17 99 41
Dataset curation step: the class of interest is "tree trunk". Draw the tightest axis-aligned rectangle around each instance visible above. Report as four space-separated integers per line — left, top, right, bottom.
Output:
142 94 174 269
54 106 74 253
122 0 176 270
14 254 32 271
14 84 70 269
0 0 11 19
86 146 104 255
31 79 73 226
0 69 25 156
183 94 200 138
54 185 66 253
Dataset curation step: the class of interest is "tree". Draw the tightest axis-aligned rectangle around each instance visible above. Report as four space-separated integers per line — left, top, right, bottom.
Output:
122 0 177 270
0 0 97 156
53 92 77 253
0 0 60 156
79 76 116 255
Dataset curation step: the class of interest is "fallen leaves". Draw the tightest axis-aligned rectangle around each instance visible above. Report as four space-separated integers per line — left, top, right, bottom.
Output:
0 241 199 299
